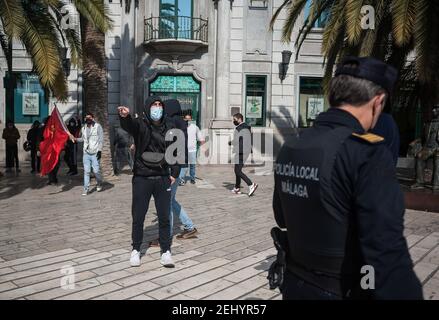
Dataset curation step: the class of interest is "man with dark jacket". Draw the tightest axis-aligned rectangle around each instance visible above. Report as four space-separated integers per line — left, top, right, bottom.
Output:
2 121 21 173
118 96 180 268
64 116 81 175
370 113 400 166
229 113 258 196
27 120 41 173
164 99 198 240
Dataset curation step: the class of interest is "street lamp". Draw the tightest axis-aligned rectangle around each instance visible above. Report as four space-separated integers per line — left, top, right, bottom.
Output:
279 50 292 81
60 47 71 77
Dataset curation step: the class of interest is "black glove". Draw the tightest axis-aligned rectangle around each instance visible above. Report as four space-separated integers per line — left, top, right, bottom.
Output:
97 151 101 160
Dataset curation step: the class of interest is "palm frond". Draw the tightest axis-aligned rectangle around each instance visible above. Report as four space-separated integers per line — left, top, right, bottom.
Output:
295 0 333 58
360 0 389 56
322 0 347 55
65 28 82 68
322 25 346 92
0 24 10 61
0 0 26 37
414 0 439 84
73 0 113 33
51 67 69 101
392 0 416 46
281 0 309 43
269 0 291 31
345 0 365 45
20 5 64 90
40 0 61 6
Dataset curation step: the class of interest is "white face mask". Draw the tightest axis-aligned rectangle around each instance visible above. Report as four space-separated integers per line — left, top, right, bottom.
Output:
150 106 163 121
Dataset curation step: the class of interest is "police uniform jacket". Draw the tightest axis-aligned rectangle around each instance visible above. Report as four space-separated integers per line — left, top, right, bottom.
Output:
273 107 423 299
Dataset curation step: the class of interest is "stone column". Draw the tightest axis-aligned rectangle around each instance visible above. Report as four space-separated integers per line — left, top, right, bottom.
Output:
120 0 136 109
215 0 231 120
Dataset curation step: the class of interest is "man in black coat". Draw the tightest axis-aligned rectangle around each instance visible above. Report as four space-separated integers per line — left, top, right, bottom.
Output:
229 113 258 196
27 120 41 173
163 99 198 240
64 116 81 175
118 96 180 268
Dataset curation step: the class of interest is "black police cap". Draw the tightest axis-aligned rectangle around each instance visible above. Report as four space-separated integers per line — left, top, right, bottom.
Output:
334 56 398 94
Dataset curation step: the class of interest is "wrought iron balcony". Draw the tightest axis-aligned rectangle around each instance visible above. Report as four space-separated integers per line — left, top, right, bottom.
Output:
144 16 208 49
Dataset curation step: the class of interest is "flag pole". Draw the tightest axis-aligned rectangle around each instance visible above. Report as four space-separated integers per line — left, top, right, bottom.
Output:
53 103 70 134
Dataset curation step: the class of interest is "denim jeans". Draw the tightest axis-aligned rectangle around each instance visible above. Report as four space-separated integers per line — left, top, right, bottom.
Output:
170 181 195 237
179 151 197 182
83 152 103 191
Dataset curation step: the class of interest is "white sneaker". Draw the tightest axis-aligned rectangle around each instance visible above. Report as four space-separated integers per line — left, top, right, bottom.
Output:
96 185 103 192
231 188 241 195
82 189 88 196
160 250 175 268
248 183 258 197
130 250 141 267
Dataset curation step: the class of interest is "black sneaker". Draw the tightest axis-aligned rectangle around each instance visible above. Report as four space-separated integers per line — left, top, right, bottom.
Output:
190 179 196 184
176 228 199 239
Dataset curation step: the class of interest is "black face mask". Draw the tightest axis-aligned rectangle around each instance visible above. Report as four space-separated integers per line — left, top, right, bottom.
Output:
233 120 239 126
86 119 93 125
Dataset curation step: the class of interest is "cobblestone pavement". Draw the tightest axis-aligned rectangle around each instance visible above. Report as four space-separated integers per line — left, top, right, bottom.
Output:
0 165 438 300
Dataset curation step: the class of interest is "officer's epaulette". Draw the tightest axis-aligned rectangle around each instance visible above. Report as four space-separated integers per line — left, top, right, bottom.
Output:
351 132 384 144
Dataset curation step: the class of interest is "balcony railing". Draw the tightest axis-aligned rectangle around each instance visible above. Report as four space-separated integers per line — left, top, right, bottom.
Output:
144 16 208 43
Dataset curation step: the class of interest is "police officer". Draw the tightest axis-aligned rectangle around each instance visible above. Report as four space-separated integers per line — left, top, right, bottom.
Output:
273 57 423 300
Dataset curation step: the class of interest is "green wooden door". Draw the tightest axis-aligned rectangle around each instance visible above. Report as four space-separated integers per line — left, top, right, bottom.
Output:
149 75 201 126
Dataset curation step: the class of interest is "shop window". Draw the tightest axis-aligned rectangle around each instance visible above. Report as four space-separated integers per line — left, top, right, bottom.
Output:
298 77 329 127
245 75 267 127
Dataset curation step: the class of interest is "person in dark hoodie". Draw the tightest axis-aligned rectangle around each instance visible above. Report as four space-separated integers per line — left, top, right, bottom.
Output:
27 120 41 173
229 113 258 196
2 121 21 173
163 99 199 240
118 96 180 268
370 112 400 167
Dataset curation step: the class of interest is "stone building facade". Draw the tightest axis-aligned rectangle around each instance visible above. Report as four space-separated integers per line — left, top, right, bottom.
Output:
0 0 329 163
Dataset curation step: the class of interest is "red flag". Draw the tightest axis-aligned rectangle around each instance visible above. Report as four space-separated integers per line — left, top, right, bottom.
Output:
40 106 69 176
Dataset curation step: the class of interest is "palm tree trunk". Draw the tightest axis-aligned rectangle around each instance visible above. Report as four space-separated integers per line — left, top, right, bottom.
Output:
80 15 114 178
5 40 14 122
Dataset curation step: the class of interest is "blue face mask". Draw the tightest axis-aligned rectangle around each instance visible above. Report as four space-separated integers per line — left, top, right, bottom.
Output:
150 106 163 121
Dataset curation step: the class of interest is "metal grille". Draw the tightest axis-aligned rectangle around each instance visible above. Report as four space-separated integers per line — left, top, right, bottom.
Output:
144 16 208 42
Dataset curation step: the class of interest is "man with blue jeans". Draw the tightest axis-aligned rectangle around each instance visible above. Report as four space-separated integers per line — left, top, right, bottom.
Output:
164 100 199 240
170 180 198 239
71 112 104 196
179 114 204 185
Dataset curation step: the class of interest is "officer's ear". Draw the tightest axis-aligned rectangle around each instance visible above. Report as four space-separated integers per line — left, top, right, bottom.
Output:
373 93 386 114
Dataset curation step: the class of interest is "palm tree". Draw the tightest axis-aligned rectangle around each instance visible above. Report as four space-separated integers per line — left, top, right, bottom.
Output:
76 0 114 177
270 0 439 121
1 0 114 176
0 0 81 99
